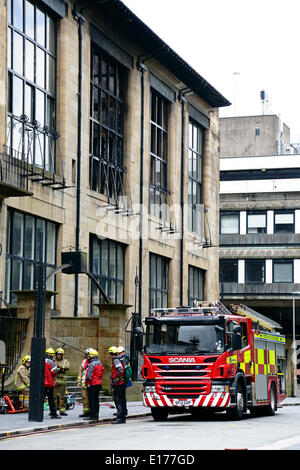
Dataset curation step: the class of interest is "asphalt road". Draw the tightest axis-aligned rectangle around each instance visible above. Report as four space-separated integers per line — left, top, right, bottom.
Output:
1 406 300 451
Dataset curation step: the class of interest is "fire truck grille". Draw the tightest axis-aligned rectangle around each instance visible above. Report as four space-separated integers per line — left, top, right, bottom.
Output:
158 382 210 396
154 363 213 378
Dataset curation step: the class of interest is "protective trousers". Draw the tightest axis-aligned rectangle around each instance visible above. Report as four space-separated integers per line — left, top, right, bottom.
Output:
54 383 66 413
113 384 127 421
81 386 89 414
87 385 101 420
44 387 57 417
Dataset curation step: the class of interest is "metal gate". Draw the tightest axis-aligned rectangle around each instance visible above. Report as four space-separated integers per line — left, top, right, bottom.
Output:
0 316 28 377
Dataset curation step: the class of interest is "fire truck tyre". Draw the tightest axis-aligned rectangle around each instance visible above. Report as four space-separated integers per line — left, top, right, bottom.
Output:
226 383 244 420
151 408 169 421
265 384 277 416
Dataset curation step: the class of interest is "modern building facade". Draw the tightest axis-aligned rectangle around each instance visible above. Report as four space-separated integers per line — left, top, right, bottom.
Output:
0 0 230 326
219 152 300 335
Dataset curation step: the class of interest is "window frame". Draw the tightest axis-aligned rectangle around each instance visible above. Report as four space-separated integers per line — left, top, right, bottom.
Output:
188 265 205 306
245 259 265 284
273 259 294 283
220 211 240 235
246 210 267 234
7 0 57 172
5 208 57 305
188 119 203 234
89 235 125 314
274 210 295 234
149 89 169 220
89 44 126 199
149 253 169 310
219 259 239 283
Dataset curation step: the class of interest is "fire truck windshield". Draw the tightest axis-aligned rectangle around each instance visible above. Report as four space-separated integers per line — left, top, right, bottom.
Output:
145 321 225 355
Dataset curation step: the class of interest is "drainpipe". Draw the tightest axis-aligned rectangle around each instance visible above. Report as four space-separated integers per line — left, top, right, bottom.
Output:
72 9 85 317
137 60 147 318
179 92 187 306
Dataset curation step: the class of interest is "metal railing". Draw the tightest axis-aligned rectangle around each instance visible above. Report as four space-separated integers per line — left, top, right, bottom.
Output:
0 316 28 379
0 146 29 192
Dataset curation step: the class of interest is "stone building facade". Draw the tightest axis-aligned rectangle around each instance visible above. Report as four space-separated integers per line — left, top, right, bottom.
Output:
0 0 229 336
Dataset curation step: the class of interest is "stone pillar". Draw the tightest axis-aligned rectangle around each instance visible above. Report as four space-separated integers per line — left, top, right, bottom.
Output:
95 303 131 390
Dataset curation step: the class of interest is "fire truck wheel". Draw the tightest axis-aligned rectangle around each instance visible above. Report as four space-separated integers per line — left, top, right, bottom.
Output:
151 408 169 421
265 384 277 416
226 383 245 420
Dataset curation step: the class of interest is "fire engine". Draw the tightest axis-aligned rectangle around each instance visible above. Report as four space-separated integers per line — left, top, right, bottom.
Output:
142 301 286 421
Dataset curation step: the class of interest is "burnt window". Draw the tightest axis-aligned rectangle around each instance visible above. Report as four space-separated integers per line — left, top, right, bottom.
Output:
149 90 169 220
89 45 126 199
188 120 203 234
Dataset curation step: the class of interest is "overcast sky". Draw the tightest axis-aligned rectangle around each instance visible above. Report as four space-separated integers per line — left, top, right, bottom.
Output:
122 0 300 143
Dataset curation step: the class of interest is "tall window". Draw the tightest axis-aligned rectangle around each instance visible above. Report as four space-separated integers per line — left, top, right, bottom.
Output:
5 209 57 304
149 90 169 220
188 121 203 233
149 253 169 309
90 236 125 314
89 46 126 199
7 0 57 171
188 266 204 305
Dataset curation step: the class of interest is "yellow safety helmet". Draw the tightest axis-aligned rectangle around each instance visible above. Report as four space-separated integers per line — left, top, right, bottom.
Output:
45 348 55 357
22 355 31 364
107 346 118 354
88 348 99 358
55 348 64 355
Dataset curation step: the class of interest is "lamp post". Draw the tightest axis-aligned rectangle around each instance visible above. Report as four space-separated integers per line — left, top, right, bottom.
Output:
292 291 300 397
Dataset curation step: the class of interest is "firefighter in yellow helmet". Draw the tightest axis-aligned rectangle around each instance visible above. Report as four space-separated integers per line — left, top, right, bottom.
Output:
54 348 70 416
14 355 31 409
77 348 92 417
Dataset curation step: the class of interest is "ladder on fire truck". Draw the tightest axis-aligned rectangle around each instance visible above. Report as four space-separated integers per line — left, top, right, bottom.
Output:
229 304 282 332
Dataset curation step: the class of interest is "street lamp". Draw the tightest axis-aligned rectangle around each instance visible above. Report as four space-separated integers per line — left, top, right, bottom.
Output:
292 291 300 397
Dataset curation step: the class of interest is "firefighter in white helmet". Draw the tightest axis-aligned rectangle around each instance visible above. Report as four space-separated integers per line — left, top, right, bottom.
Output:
54 348 70 416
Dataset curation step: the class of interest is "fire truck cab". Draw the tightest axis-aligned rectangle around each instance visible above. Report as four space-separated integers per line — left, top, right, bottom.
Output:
142 301 286 421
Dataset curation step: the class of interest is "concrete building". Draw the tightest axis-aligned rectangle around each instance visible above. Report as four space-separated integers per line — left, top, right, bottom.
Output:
220 115 292 157
0 0 230 377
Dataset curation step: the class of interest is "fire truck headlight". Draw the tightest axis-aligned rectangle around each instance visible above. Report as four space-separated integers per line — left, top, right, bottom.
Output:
211 385 229 393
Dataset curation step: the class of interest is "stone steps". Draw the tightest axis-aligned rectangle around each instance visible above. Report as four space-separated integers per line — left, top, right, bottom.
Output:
66 376 113 403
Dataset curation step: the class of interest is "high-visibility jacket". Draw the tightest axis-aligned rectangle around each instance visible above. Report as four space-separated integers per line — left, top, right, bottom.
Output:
111 356 125 386
15 365 30 392
55 358 70 385
45 358 57 388
85 358 104 386
77 358 89 388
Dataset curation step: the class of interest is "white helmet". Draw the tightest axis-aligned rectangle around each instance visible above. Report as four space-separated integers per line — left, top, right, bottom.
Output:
118 346 125 353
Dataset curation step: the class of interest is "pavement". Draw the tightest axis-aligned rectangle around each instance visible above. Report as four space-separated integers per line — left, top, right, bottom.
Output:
0 397 300 439
0 400 151 439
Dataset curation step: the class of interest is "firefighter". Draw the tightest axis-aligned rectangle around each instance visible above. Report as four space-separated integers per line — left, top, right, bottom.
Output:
84 349 104 421
108 346 127 424
14 355 31 408
45 348 61 419
54 348 70 416
77 348 91 417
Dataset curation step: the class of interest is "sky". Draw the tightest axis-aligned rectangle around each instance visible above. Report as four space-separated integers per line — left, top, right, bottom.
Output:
122 0 300 143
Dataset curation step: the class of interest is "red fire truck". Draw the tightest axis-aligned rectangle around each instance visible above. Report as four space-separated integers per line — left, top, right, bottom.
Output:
142 301 286 421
